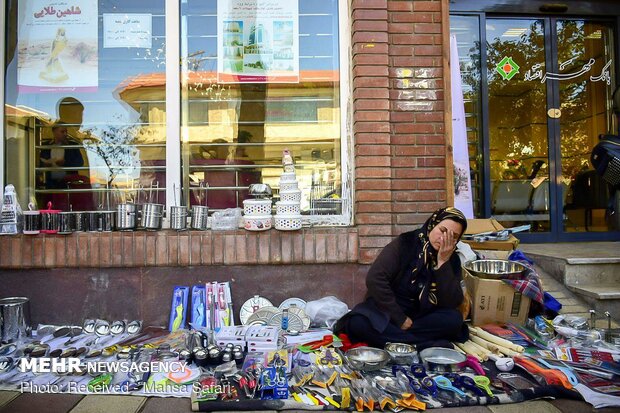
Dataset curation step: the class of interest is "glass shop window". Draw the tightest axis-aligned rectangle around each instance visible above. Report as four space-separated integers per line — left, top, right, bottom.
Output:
179 0 344 216
3 0 166 211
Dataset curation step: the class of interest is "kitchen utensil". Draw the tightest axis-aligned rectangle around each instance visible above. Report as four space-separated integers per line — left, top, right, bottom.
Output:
514 356 573 389
126 320 142 335
57 211 74 234
0 297 31 344
83 319 96 334
433 375 467 397
246 306 280 326
170 206 188 231
464 259 528 280
384 342 419 364
419 347 466 372
473 375 494 397
274 214 302 231
110 320 126 335
191 206 209 230
73 211 88 232
240 296 273 325
94 320 110 336
142 203 164 230
279 298 306 310
99 210 115 232
243 199 272 215
536 358 578 386
268 311 304 332
496 372 537 390
345 346 390 371
116 203 137 231
248 183 272 198
488 354 514 372
86 211 100 232
23 204 40 235
40 202 60 234
243 215 272 231
286 306 311 331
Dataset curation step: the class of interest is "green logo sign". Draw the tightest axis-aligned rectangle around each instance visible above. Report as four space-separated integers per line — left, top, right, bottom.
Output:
496 57 520 80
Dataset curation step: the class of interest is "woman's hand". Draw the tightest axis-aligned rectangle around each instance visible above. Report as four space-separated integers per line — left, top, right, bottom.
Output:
401 317 413 330
436 229 457 268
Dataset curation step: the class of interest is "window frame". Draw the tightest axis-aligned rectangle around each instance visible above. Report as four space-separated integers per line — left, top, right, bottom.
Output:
1 0 352 227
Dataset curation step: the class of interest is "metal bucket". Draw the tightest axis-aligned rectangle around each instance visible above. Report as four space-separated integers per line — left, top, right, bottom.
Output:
58 212 74 235
116 204 137 231
191 206 209 230
170 206 188 231
73 211 88 232
23 211 40 235
142 203 164 231
0 297 31 344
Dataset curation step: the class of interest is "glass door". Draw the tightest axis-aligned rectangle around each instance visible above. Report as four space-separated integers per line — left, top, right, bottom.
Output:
553 20 618 235
486 18 553 233
485 17 618 240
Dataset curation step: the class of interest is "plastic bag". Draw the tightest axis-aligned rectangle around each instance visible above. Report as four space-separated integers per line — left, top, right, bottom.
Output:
305 296 349 329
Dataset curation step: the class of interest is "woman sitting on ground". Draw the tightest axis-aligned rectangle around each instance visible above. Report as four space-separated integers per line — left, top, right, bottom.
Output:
334 207 469 351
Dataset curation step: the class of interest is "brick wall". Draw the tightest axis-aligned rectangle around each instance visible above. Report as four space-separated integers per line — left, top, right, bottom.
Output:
353 0 449 264
0 228 358 269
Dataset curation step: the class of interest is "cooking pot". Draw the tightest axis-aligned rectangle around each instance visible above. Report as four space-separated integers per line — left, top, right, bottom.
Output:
345 346 390 371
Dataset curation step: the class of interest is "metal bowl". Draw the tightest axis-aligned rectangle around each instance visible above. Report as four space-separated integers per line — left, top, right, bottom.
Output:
419 347 466 372
249 184 272 198
345 346 390 371
384 342 418 364
464 259 528 280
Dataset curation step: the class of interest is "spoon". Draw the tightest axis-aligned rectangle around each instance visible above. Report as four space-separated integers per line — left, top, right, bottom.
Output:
474 375 494 397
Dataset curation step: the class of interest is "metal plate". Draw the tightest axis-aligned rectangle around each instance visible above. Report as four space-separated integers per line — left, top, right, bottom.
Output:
287 306 311 331
279 297 307 310
245 306 279 326
240 296 274 325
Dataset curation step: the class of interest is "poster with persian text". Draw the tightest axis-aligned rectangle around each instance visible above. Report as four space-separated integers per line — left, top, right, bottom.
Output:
17 0 98 92
217 0 299 83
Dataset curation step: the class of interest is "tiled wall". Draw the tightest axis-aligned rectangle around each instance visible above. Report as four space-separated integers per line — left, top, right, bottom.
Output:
0 228 359 268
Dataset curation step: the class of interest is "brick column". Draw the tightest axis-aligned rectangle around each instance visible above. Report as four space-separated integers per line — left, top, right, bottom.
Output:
354 0 449 264
352 0 393 264
389 0 447 234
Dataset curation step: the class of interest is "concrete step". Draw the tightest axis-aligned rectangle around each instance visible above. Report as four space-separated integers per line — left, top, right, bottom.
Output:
520 243 620 319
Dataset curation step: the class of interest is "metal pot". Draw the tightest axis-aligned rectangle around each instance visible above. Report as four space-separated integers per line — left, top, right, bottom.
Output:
0 297 31 344
142 203 164 231
58 212 74 235
419 347 466 373
100 211 115 232
116 203 137 231
345 346 390 371
170 206 188 231
191 205 208 230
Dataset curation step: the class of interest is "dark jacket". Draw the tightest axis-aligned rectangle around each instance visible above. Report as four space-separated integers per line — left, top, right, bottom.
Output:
335 230 463 334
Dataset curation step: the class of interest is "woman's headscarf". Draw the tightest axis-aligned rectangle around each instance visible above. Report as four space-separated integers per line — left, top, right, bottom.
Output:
410 207 467 306
413 207 468 276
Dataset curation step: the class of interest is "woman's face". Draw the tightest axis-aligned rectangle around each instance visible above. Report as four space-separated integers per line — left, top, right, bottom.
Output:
428 219 464 251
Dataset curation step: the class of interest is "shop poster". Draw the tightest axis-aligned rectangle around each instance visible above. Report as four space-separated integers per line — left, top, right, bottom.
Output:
17 0 98 93
103 14 152 49
450 35 474 219
217 0 299 83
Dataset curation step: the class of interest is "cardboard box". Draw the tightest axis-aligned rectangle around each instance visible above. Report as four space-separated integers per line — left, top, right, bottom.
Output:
463 219 519 251
463 268 530 326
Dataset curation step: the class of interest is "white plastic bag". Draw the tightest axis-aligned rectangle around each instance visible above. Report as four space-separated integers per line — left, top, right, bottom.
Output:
305 296 349 329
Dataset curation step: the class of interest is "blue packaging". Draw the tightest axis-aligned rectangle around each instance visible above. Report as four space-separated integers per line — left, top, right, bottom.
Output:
191 285 207 329
168 286 190 332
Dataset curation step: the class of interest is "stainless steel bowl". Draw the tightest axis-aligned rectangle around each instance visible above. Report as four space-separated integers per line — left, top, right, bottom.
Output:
249 183 272 198
385 342 418 364
419 347 466 372
464 259 527 280
345 346 390 371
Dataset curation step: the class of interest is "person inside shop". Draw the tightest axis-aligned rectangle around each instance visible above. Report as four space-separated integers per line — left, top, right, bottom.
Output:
334 207 470 351
40 122 84 189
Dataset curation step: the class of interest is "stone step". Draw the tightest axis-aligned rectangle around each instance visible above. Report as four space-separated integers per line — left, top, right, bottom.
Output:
568 284 620 300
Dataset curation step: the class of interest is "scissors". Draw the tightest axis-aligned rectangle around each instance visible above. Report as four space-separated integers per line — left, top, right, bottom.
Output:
443 373 485 397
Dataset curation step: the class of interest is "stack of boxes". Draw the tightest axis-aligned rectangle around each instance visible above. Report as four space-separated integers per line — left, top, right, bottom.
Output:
274 149 302 231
